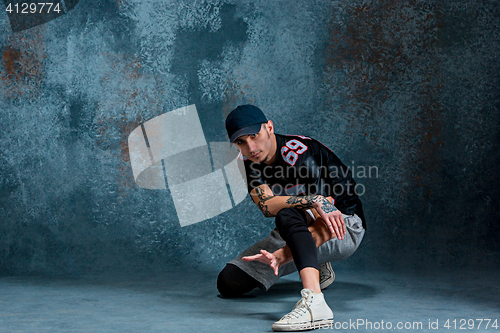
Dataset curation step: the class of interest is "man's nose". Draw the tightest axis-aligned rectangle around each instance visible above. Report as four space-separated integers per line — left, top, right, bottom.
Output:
247 139 256 152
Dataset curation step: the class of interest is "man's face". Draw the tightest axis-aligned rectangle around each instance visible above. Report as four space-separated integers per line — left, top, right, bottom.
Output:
234 121 276 164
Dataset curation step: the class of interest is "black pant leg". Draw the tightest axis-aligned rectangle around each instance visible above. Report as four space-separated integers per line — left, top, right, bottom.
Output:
217 263 262 297
275 208 319 272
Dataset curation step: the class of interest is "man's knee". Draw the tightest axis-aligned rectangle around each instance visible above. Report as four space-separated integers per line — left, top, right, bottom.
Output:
217 264 260 298
275 208 308 239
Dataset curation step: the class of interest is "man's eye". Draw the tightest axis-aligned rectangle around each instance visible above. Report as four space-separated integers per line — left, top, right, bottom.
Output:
251 134 257 137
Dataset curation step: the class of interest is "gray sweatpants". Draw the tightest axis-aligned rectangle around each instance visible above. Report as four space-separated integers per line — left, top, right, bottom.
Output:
228 213 365 291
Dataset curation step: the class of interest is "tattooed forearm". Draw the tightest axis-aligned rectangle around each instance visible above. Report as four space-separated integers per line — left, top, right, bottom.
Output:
252 187 338 218
258 201 275 217
254 187 276 217
285 195 319 210
254 187 272 203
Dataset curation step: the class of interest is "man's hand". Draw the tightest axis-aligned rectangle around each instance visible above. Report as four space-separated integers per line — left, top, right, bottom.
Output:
313 196 346 240
242 249 281 276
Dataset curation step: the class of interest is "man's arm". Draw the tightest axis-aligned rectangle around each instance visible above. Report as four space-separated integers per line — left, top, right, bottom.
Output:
250 184 331 216
250 184 345 239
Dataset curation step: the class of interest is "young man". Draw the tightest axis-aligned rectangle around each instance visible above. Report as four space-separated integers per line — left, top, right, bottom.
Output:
218 105 366 331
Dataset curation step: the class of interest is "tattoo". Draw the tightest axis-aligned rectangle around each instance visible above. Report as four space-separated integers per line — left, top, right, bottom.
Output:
253 188 338 218
254 187 275 217
318 197 338 213
321 200 338 214
285 195 319 210
285 195 338 213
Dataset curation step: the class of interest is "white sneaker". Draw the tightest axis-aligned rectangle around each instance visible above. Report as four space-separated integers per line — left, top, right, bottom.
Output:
271 289 334 331
319 262 335 290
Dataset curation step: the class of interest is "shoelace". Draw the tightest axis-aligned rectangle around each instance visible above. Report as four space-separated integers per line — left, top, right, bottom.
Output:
282 296 312 320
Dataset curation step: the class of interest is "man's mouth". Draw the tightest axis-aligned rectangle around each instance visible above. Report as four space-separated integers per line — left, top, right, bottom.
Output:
252 151 261 158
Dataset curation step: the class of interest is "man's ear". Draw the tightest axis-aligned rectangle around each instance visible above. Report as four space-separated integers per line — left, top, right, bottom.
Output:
266 120 274 134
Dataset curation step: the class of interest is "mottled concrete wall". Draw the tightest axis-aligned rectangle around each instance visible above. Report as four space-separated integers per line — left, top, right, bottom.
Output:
0 0 498 276
321 0 500 270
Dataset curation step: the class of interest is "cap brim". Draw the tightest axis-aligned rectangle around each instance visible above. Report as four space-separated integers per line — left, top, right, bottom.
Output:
230 123 263 143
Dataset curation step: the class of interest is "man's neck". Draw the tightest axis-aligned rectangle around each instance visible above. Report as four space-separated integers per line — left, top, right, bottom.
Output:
264 134 277 165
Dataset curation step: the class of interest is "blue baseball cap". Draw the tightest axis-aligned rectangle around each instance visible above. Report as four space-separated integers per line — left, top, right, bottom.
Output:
225 105 268 143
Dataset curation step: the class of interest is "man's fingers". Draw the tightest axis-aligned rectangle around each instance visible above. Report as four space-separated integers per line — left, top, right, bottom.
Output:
326 216 340 239
243 250 270 262
262 250 275 262
332 214 344 240
335 215 345 239
320 211 336 237
329 225 335 237
261 250 279 275
325 214 340 239
242 254 261 261
322 210 348 240
328 220 336 238
342 216 346 237
322 216 336 239
271 262 279 276
332 220 342 239
261 249 273 258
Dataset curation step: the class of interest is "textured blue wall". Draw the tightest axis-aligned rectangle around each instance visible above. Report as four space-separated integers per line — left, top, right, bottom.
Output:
0 0 498 276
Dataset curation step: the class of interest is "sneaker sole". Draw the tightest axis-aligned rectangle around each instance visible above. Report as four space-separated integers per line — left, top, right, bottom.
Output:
319 262 335 290
272 319 334 332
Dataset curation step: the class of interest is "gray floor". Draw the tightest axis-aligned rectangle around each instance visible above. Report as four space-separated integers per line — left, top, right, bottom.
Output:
1 267 498 332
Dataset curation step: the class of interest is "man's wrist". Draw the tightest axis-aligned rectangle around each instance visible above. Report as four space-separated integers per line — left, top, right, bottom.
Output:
272 249 284 265
310 195 324 209
312 195 339 213
273 246 292 266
